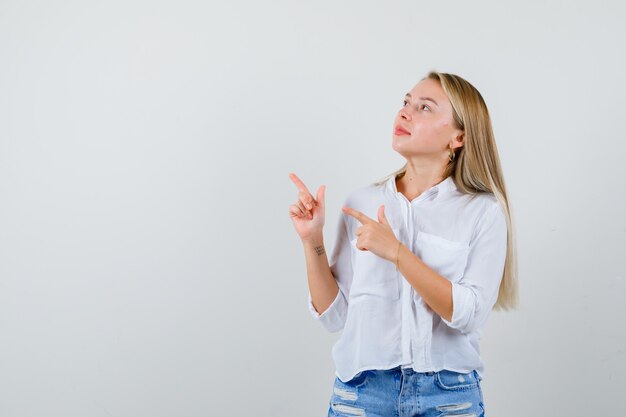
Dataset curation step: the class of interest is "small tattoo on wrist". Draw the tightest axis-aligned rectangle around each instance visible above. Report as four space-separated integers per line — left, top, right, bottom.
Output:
314 245 325 256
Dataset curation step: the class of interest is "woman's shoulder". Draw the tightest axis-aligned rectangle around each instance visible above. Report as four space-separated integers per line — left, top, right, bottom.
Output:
473 191 498 207
454 191 502 225
458 188 498 206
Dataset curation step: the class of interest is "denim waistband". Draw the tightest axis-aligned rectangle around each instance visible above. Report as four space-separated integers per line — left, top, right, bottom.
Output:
370 365 478 378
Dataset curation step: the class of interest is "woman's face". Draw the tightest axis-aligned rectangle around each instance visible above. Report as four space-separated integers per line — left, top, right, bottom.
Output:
392 78 464 158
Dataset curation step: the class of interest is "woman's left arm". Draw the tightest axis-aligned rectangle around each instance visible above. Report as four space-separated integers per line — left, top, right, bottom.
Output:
398 202 508 334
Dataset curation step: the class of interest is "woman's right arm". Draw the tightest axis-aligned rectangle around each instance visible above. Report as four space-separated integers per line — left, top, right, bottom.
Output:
303 210 353 332
302 231 339 316
289 173 351 332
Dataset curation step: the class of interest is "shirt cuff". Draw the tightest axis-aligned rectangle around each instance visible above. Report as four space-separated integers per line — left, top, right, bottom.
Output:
307 289 347 333
440 282 475 333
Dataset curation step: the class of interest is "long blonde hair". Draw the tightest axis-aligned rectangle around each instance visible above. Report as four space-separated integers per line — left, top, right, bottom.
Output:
373 70 519 311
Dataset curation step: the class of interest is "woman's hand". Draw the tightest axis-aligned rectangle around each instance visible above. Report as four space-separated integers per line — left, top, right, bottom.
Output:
288 172 325 241
342 204 400 262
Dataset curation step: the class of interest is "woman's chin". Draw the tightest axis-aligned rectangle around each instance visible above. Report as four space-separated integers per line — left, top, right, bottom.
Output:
391 142 406 156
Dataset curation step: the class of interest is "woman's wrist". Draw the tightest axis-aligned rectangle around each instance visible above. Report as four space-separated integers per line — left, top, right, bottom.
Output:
394 240 402 270
301 231 324 246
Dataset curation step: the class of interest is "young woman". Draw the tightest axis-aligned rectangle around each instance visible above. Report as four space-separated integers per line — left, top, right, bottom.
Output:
288 70 518 417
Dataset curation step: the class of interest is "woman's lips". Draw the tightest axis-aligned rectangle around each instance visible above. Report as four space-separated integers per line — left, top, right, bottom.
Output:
394 127 410 136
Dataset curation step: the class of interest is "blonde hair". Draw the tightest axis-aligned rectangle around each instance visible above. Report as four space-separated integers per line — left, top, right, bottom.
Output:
373 70 519 312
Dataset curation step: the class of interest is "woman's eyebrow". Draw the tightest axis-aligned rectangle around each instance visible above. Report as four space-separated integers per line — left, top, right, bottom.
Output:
405 93 439 107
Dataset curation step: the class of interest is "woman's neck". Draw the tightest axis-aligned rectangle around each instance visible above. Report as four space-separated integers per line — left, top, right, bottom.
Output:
396 171 445 201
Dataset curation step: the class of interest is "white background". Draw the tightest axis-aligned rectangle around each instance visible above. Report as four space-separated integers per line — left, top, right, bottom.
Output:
1 1 624 416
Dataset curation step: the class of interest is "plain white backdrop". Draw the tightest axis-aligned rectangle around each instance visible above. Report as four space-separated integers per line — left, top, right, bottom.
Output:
1 0 625 415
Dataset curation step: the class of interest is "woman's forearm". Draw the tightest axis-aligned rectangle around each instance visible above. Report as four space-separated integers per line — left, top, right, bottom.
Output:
397 243 454 322
302 232 339 315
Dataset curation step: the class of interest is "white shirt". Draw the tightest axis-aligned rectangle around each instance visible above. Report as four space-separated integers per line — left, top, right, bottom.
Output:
307 174 507 383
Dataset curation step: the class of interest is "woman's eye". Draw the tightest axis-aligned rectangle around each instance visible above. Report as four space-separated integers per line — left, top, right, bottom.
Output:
402 100 430 111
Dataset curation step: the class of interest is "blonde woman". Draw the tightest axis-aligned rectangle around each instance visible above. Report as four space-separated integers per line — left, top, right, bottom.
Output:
288 71 518 417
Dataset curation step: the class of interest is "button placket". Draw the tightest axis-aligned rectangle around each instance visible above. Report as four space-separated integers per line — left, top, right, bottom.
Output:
405 190 437 368
395 186 438 368
395 192 411 366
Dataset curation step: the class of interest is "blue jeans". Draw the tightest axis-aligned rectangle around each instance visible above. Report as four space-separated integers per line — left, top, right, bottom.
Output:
328 366 485 417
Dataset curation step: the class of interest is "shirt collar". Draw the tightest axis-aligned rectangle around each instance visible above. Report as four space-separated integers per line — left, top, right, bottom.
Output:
386 174 457 201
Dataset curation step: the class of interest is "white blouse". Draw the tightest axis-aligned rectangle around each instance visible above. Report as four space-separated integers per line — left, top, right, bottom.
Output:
307 174 508 383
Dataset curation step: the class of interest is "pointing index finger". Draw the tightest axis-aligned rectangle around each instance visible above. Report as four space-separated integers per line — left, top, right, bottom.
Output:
288 172 313 195
342 206 373 225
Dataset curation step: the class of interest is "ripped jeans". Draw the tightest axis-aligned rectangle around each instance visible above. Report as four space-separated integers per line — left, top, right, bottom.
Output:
328 366 485 417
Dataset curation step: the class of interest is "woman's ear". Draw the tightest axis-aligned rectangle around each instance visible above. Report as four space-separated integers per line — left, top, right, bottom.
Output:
453 131 464 148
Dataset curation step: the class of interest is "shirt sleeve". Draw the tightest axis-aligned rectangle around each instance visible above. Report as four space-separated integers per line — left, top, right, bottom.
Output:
307 206 353 333
440 201 508 334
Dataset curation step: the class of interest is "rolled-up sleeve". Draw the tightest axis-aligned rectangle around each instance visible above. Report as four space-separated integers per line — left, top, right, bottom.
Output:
441 201 508 334
307 207 353 333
